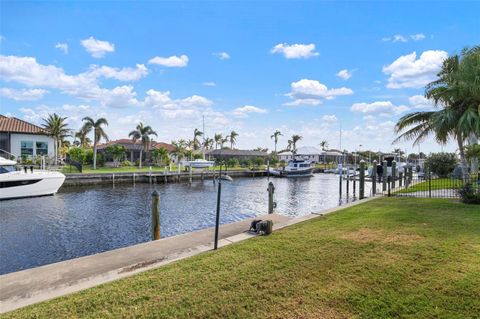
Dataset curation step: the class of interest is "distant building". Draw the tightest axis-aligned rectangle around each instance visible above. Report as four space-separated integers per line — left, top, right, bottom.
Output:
97 139 175 163
206 149 269 161
0 115 54 159
278 146 345 163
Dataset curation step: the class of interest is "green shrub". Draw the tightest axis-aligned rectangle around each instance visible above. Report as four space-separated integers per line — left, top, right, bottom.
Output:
121 160 133 167
227 158 239 168
425 152 457 178
458 183 480 204
253 157 264 167
68 147 85 163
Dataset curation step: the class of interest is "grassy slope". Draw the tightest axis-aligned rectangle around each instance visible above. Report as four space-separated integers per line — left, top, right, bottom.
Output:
4 198 480 318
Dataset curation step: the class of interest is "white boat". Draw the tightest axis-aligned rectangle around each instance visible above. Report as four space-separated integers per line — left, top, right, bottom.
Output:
0 157 65 200
183 159 215 168
269 158 314 177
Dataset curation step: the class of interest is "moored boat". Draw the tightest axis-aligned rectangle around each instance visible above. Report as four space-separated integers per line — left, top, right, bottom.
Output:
269 158 314 177
0 157 65 200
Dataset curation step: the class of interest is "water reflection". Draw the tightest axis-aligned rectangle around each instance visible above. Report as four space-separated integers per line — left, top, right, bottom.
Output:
0 174 370 274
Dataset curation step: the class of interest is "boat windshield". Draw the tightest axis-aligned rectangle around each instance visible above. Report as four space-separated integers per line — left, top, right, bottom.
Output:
0 165 16 174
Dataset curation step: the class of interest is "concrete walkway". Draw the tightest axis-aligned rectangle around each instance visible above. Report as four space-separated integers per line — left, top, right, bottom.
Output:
0 196 378 314
0 214 290 313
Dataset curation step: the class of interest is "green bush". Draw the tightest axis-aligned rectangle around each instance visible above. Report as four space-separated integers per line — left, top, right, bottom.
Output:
253 157 265 167
121 160 133 167
425 152 457 178
457 183 480 204
227 158 239 167
68 147 85 163
83 149 105 167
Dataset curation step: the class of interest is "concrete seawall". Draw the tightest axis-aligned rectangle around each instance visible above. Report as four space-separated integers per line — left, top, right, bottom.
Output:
63 170 270 187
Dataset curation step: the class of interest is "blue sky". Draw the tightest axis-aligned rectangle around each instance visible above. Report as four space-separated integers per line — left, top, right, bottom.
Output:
1 1 479 153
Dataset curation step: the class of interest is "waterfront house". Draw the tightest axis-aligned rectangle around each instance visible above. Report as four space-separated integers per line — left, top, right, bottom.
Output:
278 146 345 164
205 149 269 162
0 115 54 159
97 139 175 163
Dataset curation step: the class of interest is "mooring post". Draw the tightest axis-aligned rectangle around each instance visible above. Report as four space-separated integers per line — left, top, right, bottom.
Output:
189 165 192 184
359 160 365 199
268 182 275 214
267 160 270 179
214 166 222 250
112 173 115 186
339 172 343 202
353 169 356 198
372 160 377 195
391 160 397 190
133 172 136 186
346 170 350 200
382 160 387 192
151 190 160 240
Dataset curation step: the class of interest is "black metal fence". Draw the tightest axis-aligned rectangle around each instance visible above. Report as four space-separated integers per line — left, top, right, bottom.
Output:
380 173 480 198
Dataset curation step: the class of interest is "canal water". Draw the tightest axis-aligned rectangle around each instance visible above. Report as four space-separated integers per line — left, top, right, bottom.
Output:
0 174 370 275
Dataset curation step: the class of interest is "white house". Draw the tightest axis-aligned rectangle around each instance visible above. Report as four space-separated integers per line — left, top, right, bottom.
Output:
0 115 55 160
278 146 345 163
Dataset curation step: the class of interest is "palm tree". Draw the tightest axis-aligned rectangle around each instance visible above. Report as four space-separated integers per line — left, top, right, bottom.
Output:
74 127 92 148
395 46 480 178
82 117 108 170
214 133 223 149
171 140 186 164
270 130 282 156
193 128 203 150
203 137 214 150
129 122 157 168
290 134 302 155
42 113 70 165
319 140 329 151
229 130 239 149
220 137 229 149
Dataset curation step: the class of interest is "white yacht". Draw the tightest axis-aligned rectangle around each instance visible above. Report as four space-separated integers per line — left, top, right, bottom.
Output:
269 158 314 177
0 157 65 200
183 158 215 168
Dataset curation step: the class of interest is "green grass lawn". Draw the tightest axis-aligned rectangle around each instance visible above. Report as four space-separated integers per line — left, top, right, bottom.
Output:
396 177 479 193
4 198 480 318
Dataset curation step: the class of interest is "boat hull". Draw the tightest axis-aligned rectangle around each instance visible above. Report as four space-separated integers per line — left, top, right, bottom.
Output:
269 167 313 178
0 172 66 200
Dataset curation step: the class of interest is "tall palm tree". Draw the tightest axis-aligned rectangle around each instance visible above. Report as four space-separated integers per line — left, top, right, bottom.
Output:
220 137 229 149
270 130 282 156
171 140 186 164
193 128 203 150
42 113 70 165
203 137 214 150
129 122 157 168
290 134 302 155
229 130 239 149
319 140 329 151
395 46 480 178
74 127 92 148
214 133 223 150
82 117 108 170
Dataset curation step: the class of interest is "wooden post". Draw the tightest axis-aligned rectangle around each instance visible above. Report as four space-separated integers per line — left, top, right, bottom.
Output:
359 160 365 199
399 172 403 187
339 173 343 202
382 160 387 192
189 165 192 184
151 190 160 240
372 160 377 195
133 172 136 186
267 160 270 178
268 182 275 214
392 160 397 189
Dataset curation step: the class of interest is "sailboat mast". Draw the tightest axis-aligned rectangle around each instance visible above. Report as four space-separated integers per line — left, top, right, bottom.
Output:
202 115 205 160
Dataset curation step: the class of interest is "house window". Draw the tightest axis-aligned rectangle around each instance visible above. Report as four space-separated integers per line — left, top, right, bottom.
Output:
21 141 34 156
36 142 48 155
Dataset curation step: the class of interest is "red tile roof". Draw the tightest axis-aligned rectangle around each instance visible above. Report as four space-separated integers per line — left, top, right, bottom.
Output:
0 115 47 134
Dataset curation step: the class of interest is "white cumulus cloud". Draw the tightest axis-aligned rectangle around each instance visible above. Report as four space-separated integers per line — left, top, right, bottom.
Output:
410 33 426 41
81 36 115 58
351 101 409 116
55 43 69 54
321 115 338 123
148 55 189 67
271 43 319 59
213 52 230 60
202 82 216 87
285 79 353 106
382 50 448 89
0 87 48 101
336 69 352 80
232 105 268 118
87 64 148 81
